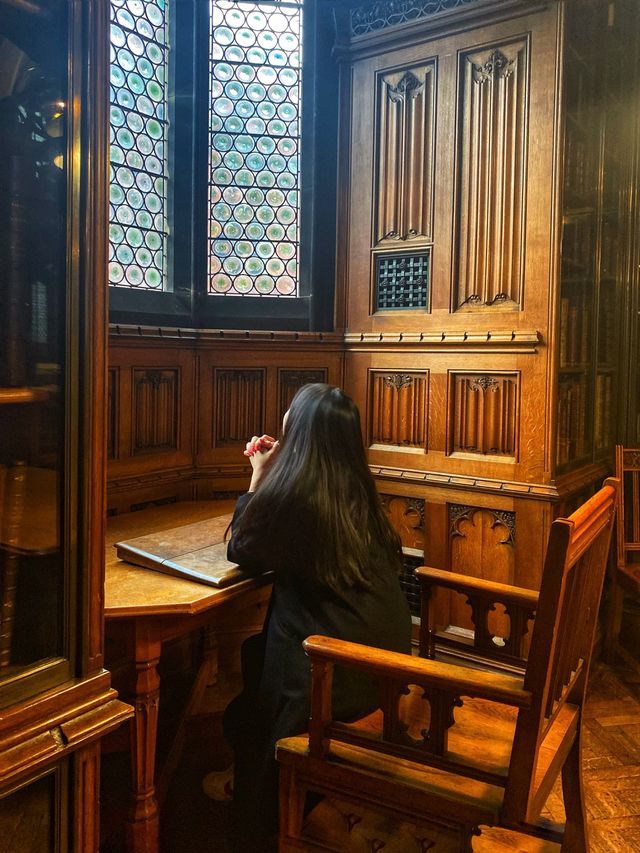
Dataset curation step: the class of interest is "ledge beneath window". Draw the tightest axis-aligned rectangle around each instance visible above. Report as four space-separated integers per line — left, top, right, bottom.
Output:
109 323 343 345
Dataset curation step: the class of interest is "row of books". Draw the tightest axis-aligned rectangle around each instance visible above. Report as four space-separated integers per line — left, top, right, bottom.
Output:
559 297 591 367
594 373 614 451
557 378 587 467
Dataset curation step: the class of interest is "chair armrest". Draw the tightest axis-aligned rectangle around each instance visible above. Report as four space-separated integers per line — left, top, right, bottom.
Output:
415 566 539 609
302 635 531 709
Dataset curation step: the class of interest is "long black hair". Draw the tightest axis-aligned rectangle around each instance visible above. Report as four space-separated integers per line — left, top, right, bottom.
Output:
233 384 402 592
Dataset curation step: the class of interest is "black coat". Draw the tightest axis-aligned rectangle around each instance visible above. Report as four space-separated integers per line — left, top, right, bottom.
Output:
224 492 412 850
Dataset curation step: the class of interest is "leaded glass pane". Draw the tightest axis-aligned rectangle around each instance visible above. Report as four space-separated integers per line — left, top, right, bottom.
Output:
109 0 169 290
209 0 302 296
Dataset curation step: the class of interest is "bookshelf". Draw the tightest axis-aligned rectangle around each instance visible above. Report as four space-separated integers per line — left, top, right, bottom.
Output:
557 0 630 473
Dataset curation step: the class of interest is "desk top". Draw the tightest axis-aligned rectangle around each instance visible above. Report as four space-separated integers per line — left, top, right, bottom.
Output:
105 500 268 619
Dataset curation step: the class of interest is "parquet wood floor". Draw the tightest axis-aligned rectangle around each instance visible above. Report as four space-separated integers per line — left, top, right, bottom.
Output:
477 660 640 852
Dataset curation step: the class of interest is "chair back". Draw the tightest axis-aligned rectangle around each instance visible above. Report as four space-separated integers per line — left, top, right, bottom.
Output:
503 478 617 819
615 445 640 568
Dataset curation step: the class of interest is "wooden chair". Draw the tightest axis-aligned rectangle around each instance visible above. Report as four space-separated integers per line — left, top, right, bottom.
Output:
604 445 640 665
276 480 617 852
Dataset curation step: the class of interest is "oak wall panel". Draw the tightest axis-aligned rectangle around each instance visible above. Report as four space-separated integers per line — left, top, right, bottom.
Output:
107 342 196 484
369 370 428 450
453 40 528 311
132 369 179 455
277 369 328 423
374 63 435 246
449 372 519 459
213 369 266 448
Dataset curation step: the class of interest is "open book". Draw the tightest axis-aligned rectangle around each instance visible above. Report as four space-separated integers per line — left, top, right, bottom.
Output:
115 515 244 588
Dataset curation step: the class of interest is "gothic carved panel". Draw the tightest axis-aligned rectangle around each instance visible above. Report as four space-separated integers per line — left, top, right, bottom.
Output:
370 371 428 450
277 369 328 423
454 42 528 310
374 64 435 246
214 369 265 447
381 494 425 550
450 372 518 457
448 504 516 637
132 369 178 455
107 368 117 460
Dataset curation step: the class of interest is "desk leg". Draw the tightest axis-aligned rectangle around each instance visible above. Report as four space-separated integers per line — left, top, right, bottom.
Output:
126 624 161 853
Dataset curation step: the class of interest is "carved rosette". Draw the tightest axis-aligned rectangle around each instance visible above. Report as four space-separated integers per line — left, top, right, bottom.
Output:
454 41 527 310
370 371 428 449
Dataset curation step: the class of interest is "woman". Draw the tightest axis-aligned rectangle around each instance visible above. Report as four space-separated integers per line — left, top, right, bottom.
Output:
223 383 412 851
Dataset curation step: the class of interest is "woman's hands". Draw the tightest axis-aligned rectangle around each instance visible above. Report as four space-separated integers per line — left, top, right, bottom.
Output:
244 434 279 492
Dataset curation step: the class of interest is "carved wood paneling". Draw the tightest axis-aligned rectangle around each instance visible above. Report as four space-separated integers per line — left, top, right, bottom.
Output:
374 64 435 246
450 373 518 457
214 369 265 447
454 42 528 310
449 504 516 636
277 369 328 424
107 368 117 460
381 494 425 550
132 369 178 455
370 371 428 449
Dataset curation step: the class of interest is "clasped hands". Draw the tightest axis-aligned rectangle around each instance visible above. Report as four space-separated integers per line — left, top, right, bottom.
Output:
244 434 280 491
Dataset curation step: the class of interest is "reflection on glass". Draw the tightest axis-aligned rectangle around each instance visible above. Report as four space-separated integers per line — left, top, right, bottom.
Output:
208 0 302 297
0 770 56 853
0 1 67 678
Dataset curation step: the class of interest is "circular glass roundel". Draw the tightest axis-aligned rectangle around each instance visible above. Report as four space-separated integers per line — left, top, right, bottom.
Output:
256 241 273 258
245 257 264 276
145 269 162 288
256 276 275 294
224 221 243 239
245 223 264 240
236 241 253 256
256 171 275 188
109 263 124 283
236 169 254 186
235 276 254 293
224 151 245 170
213 202 232 221
246 117 266 135
224 256 242 275
256 137 275 155
276 276 296 295
127 227 143 247
223 186 243 205
266 223 285 241
246 188 265 206
211 273 232 293
215 62 234 82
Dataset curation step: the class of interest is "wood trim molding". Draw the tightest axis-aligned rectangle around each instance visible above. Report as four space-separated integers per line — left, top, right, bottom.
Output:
344 329 541 350
109 325 344 346
370 463 561 499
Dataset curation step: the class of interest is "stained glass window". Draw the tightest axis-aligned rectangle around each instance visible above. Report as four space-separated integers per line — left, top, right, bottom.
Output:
208 0 302 297
108 0 169 290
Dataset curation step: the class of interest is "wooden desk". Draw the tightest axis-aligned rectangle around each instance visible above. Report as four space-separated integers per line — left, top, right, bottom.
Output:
105 501 271 853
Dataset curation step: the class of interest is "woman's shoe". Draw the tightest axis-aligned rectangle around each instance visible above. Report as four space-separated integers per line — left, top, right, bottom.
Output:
202 765 234 801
